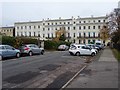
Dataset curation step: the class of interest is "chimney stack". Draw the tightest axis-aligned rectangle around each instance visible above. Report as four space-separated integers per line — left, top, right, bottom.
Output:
91 15 93 18
59 17 61 19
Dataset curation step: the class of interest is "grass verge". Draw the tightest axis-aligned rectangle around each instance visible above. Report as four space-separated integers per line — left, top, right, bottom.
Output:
112 48 120 61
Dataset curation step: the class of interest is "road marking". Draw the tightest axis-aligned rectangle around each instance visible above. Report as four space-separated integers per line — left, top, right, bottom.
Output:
61 65 87 89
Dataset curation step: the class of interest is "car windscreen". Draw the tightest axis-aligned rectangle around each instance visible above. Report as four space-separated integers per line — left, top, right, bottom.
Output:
70 45 77 49
0 46 6 50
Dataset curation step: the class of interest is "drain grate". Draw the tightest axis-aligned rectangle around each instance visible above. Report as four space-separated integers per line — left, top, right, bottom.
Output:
4 71 40 84
39 64 61 71
46 71 75 88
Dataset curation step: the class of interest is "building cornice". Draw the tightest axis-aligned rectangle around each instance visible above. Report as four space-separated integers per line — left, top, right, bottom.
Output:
0 26 14 29
14 16 106 25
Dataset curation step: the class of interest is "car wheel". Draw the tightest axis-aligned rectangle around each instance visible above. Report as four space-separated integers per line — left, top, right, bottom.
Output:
91 52 95 57
70 53 73 55
75 52 80 56
96 51 98 54
16 53 20 58
29 51 33 56
41 50 44 55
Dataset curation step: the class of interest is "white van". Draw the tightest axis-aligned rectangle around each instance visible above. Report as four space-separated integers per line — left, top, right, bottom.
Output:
69 44 96 56
95 41 104 50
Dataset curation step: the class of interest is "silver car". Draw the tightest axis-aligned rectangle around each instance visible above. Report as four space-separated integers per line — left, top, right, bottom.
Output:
0 45 21 59
86 44 99 53
58 45 69 51
19 44 44 56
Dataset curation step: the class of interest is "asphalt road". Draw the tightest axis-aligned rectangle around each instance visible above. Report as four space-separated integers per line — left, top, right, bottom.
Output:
2 51 92 88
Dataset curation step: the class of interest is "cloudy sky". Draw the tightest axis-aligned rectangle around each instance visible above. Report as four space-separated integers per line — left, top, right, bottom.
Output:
1 0 120 27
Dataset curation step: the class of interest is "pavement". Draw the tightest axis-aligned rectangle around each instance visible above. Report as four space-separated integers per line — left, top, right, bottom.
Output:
67 47 119 88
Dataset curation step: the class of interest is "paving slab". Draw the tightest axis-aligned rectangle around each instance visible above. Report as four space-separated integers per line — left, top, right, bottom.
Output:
67 48 118 88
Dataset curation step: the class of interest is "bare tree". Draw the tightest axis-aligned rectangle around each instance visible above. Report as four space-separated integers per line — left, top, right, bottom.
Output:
100 25 109 44
107 8 120 49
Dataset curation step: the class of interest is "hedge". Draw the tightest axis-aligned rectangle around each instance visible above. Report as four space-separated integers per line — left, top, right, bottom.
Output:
2 36 16 46
113 43 120 51
1 36 38 48
1 36 72 50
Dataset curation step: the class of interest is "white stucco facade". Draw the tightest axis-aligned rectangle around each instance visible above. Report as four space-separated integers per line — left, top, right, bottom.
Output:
15 16 107 44
118 1 120 8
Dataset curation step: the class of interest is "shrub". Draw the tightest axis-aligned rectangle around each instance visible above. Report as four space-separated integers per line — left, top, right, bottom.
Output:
112 49 120 61
1 36 71 50
21 37 38 45
2 36 16 46
113 43 120 51
44 40 57 50
1 36 38 48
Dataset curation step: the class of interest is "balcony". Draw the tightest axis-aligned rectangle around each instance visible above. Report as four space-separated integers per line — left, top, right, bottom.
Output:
77 36 100 39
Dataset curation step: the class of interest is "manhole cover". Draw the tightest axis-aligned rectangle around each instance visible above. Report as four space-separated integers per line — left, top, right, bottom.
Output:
39 64 61 71
4 71 40 84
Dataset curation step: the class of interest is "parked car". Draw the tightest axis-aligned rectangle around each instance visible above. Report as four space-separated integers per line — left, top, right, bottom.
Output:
58 44 69 51
69 44 96 56
0 45 21 59
19 44 44 56
95 41 104 50
86 44 99 53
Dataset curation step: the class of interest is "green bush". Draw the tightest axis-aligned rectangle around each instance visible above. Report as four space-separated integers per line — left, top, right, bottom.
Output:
21 37 38 45
2 36 16 46
1 36 38 48
44 40 57 50
112 49 120 61
1 36 71 50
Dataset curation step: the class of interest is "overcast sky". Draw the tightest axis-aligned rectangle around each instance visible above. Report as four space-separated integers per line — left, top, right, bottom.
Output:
1 0 120 27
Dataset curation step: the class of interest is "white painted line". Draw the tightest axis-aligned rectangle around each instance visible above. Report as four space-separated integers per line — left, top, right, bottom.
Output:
61 65 87 89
